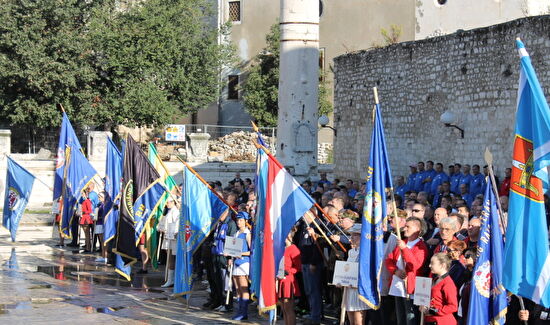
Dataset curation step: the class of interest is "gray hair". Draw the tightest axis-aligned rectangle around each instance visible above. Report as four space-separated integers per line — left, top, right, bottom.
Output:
439 217 457 229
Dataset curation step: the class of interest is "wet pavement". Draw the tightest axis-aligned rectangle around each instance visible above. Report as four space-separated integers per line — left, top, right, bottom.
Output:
0 225 268 324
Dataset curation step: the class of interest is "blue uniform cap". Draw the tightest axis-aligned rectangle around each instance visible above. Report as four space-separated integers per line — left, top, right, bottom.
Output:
236 211 250 220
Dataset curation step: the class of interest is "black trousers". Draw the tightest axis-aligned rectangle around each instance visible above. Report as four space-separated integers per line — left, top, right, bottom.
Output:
212 254 233 306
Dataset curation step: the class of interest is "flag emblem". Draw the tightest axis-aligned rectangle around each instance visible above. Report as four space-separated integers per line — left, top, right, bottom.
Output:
473 260 491 298
511 136 543 202
123 180 135 217
55 148 65 169
8 187 20 211
364 190 382 225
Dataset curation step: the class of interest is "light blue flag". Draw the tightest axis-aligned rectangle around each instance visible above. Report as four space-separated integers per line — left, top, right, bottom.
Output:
54 112 81 201
467 176 507 324
3 157 35 242
60 144 97 238
174 166 228 297
250 148 268 299
503 39 550 308
358 103 393 309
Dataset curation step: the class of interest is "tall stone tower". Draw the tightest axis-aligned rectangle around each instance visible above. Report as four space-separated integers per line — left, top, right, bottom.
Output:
276 0 319 181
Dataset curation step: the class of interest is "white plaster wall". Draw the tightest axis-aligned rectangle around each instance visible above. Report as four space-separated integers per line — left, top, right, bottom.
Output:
415 0 549 39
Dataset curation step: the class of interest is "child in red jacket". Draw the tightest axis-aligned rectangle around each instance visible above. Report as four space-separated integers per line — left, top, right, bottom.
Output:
278 227 301 325
420 252 458 325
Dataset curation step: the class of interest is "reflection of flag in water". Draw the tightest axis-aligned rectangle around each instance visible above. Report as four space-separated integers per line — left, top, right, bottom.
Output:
250 148 268 300
53 112 81 201
60 144 97 238
2 157 35 242
115 135 165 267
174 166 228 297
148 143 178 269
358 103 393 309
256 146 315 312
503 39 550 308
467 176 507 324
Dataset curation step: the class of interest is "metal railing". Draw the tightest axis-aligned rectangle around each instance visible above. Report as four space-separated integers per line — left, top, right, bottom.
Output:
184 124 276 140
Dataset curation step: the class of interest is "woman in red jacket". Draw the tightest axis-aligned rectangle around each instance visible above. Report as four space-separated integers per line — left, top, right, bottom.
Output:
79 193 93 252
278 227 301 325
420 252 458 325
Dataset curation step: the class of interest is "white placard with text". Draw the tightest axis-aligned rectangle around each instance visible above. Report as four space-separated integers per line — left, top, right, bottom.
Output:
332 261 359 287
223 236 243 257
414 276 432 306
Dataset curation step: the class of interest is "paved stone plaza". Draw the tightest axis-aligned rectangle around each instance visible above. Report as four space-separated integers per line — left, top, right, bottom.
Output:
0 223 269 324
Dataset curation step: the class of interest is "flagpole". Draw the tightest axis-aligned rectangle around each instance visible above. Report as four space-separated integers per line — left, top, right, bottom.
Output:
176 156 237 214
148 142 183 200
372 87 402 239
483 148 507 234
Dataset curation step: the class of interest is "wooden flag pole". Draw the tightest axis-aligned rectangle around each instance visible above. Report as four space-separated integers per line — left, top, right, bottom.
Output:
484 148 507 231
176 156 237 214
339 287 347 325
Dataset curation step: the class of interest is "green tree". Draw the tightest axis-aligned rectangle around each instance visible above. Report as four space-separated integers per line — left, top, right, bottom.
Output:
0 0 235 129
89 0 235 128
243 23 333 127
0 0 103 128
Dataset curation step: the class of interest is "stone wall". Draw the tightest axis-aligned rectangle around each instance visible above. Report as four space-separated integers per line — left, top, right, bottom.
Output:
333 15 550 181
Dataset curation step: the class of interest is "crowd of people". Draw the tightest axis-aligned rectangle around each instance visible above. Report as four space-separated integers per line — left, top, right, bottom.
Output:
58 163 550 325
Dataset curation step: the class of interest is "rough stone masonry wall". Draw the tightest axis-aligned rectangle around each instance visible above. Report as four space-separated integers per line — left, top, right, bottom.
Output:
333 15 550 182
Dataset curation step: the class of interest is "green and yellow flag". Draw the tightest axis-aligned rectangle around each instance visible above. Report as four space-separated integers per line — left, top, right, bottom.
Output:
147 143 178 269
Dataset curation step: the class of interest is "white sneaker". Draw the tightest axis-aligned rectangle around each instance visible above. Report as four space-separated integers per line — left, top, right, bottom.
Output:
214 305 224 311
95 257 106 263
206 288 211 293
217 306 229 312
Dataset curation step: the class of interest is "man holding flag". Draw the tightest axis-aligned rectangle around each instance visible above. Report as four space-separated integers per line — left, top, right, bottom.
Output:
503 39 550 309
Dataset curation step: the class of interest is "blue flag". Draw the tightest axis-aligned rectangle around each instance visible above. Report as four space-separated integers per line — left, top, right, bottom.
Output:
358 103 393 309
104 137 122 245
250 148 268 300
3 157 35 242
503 39 550 308
60 144 97 238
53 112 81 201
174 166 228 297
467 176 507 324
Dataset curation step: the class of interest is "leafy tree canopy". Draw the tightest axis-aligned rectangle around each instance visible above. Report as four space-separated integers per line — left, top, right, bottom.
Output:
0 0 235 129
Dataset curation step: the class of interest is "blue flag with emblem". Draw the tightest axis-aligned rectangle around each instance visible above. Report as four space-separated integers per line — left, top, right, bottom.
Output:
60 144 97 238
53 112 81 201
174 166 228 297
503 39 550 308
358 102 393 309
3 157 35 242
467 175 507 324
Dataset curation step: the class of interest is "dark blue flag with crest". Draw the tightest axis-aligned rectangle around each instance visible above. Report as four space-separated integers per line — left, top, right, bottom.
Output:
467 175 507 324
358 102 393 309
3 157 35 242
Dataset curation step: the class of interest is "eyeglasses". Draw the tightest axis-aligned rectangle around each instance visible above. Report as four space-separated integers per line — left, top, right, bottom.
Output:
464 253 474 258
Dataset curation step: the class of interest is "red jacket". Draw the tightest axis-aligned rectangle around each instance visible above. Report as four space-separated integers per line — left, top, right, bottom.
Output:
425 274 458 325
385 238 428 294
